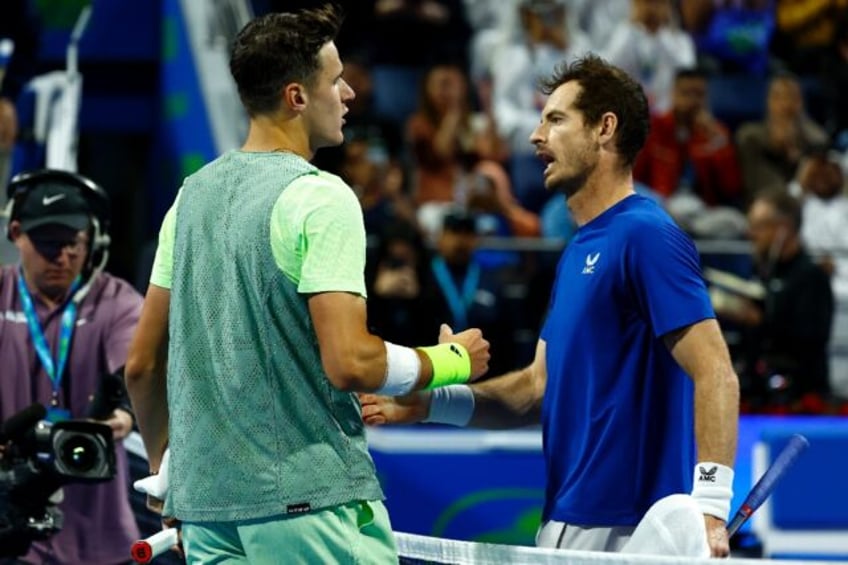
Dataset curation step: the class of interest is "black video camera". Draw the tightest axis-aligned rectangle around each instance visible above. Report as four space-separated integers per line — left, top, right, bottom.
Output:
0 403 117 557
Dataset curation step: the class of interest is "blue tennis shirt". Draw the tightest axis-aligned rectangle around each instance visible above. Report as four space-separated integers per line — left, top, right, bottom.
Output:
540 194 714 526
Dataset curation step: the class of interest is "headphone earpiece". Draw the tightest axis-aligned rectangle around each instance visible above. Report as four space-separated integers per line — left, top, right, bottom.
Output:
89 215 112 250
95 233 111 248
3 199 15 242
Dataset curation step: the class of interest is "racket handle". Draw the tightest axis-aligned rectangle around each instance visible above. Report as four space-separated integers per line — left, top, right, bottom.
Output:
130 528 179 564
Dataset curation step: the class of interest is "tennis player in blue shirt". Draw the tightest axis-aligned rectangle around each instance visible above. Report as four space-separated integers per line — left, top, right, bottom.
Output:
361 54 740 557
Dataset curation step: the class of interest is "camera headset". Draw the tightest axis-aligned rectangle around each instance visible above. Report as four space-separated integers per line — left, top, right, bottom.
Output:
5 169 111 301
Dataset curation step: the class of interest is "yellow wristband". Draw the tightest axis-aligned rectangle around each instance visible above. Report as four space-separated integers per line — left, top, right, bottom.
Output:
418 343 471 389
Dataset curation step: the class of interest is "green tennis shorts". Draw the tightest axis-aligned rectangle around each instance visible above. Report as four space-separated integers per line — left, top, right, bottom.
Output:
181 500 397 564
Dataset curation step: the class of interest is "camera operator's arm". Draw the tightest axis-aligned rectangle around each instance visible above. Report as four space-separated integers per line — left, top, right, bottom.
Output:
88 367 135 439
126 284 170 473
101 409 134 440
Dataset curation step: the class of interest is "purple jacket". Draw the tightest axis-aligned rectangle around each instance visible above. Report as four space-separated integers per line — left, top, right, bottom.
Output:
0 265 142 564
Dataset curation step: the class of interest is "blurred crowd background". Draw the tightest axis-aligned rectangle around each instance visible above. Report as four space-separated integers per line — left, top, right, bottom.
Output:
4 0 848 415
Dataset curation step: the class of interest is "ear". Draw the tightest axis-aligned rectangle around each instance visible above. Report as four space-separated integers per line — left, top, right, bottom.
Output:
7 220 22 242
284 83 308 111
598 112 618 144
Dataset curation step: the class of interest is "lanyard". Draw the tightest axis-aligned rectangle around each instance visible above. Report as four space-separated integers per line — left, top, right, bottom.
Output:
17 267 81 406
431 257 480 331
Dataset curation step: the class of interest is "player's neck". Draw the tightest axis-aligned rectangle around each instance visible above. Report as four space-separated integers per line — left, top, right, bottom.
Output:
241 115 311 160
568 169 635 227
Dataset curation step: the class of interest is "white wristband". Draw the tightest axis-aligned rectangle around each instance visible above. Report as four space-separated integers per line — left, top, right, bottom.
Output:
133 448 170 499
378 342 420 396
691 462 734 521
423 385 475 427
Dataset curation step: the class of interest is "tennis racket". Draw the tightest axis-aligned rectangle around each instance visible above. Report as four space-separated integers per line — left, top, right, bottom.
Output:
726 433 809 537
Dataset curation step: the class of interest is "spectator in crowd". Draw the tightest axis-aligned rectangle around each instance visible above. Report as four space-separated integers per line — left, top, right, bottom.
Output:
366 220 436 346
569 0 632 53
0 0 40 187
794 148 848 300
463 0 514 89
793 147 848 402
0 169 141 564
633 67 746 237
0 0 41 266
713 191 834 413
603 0 696 114
772 0 848 75
371 0 471 68
463 169 541 242
735 72 828 202
634 67 742 206
680 0 776 76
491 0 591 212
820 14 848 145
422 209 534 376
407 62 484 208
337 130 417 239
407 62 522 239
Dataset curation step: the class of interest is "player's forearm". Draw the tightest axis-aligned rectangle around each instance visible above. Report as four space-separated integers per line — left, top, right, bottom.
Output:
693 365 739 467
320 333 437 392
468 366 542 429
691 365 739 526
125 360 170 471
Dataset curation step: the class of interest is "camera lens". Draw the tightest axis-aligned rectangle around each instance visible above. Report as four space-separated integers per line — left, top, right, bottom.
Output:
59 435 100 473
49 422 115 481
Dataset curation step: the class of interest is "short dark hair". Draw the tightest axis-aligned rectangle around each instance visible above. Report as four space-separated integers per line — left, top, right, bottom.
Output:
442 209 478 234
754 191 802 233
768 69 801 91
538 54 650 168
675 66 709 82
229 4 343 116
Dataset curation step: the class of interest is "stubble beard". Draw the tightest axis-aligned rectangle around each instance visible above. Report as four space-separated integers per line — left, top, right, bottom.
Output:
555 169 590 199
551 157 597 199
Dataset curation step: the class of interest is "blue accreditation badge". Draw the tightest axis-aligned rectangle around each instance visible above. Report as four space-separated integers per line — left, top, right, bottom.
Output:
46 406 71 422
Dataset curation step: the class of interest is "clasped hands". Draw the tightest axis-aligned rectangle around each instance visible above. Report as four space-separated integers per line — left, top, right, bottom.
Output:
360 323 488 425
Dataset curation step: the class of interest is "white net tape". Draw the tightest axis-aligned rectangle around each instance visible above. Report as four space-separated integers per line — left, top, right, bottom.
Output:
395 532 843 565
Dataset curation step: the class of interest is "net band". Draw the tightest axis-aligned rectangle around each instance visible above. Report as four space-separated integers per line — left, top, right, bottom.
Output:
394 532 824 565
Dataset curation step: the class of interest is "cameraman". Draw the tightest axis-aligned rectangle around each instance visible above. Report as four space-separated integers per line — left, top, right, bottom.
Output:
0 170 141 564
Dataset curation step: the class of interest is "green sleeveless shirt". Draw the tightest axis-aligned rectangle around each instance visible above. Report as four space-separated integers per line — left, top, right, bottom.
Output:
160 151 383 521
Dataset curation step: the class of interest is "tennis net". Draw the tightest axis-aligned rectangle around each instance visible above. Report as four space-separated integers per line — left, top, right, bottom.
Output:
395 532 844 565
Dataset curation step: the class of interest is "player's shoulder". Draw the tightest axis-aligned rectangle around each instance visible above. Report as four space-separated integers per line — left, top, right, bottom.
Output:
287 169 357 202
615 196 693 250
183 151 237 184
617 195 679 232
